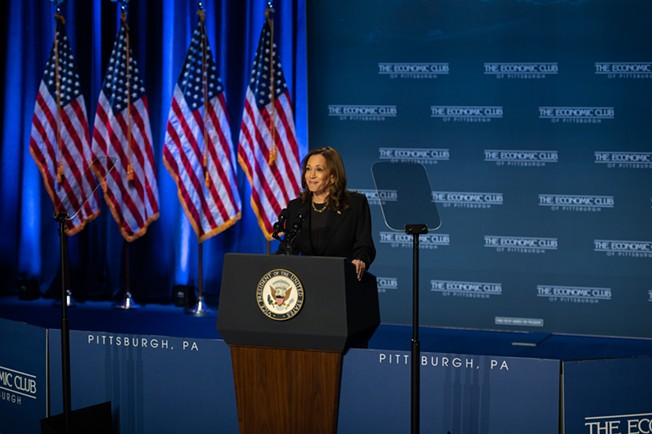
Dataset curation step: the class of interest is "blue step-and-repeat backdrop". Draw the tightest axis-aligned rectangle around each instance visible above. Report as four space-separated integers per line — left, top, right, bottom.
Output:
306 0 652 339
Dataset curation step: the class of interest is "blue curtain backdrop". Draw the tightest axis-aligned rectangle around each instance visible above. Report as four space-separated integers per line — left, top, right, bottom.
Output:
0 0 307 301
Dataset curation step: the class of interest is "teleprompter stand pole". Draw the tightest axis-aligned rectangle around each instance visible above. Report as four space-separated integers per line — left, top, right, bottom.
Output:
406 223 428 434
55 214 72 434
42 162 114 434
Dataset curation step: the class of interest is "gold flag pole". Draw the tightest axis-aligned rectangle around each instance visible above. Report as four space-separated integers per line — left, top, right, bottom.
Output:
266 6 277 251
188 8 212 317
114 241 140 309
187 242 212 316
122 11 135 182
265 7 277 165
54 14 65 185
114 5 139 310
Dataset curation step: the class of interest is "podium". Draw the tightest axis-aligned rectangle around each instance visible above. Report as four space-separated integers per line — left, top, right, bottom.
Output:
217 253 380 434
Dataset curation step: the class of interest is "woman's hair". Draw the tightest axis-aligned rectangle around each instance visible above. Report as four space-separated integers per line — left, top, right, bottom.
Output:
300 146 349 211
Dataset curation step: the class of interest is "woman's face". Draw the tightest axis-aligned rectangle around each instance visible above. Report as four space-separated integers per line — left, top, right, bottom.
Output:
305 154 333 197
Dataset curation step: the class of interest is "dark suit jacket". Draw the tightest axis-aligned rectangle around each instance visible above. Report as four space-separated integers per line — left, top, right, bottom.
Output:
277 191 376 268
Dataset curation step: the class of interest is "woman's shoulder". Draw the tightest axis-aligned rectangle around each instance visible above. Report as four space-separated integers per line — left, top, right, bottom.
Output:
346 190 367 201
345 190 369 206
286 196 306 210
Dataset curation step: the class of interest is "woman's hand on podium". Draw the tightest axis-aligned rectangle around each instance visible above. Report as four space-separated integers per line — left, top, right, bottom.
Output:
352 259 366 281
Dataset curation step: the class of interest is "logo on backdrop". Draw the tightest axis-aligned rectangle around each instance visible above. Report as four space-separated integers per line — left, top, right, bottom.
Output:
649 290 652 302
539 194 614 212
0 365 37 406
378 62 449 79
495 317 544 327
376 277 398 293
585 412 652 434
430 105 503 123
356 188 398 206
327 104 397 121
379 147 450 164
595 151 652 169
485 235 558 254
537 285 612 304
380 231 450 249
430 279 502 299
594 239 652 258
484 149 558 167
539 106 615 123
433 191 503 209
256 268 305 320
484 62 558 79
595 61 652 79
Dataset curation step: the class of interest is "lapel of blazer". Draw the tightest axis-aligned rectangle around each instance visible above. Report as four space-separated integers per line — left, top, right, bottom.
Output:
320 206 348 255
302 207 315 256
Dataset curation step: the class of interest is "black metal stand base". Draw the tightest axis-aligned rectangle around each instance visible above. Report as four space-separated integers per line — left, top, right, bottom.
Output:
41 402 112 434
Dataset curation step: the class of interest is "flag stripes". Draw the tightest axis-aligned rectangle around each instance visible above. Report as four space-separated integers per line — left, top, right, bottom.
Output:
238 16 301 240
31 10 304 245
29 16 100 236
91 19 159 242
163 17 241 242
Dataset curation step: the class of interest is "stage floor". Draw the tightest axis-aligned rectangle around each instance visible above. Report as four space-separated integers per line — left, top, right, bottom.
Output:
1 294 650 360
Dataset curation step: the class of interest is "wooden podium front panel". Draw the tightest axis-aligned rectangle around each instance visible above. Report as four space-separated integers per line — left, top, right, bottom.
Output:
230 346 342 434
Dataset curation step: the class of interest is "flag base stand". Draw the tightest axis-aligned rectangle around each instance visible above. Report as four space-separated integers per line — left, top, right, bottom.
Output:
52 289 75 308
113 291 140 310
186 296 212 317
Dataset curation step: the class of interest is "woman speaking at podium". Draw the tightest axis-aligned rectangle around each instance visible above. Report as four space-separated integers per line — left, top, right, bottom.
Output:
275 146 376 280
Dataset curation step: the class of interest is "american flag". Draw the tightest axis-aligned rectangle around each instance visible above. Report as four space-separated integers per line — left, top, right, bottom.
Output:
91 15 159 242
163 16 241 242
29 15 100 236
237 14 301 241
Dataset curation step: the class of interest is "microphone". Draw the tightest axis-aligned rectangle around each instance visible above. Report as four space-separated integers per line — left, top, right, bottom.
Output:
272 211 287 241
291 214 305 233
290 205 309 236
281 203 309 255
295 203 310 225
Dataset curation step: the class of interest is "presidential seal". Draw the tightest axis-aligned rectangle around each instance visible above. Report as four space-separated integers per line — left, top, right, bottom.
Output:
256 268 304 321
